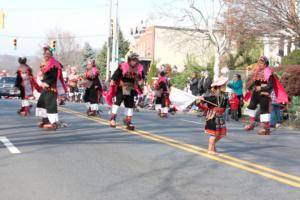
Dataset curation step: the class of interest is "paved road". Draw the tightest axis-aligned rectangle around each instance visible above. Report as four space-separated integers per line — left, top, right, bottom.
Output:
1 99 300 200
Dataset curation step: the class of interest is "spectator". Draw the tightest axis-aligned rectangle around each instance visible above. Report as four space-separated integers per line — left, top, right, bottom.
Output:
223 92 230 121
202 71 212 95
172 65 178 73
0 69 8 77
227 74 243 118
189 73 199 96
159 65 165 73
198 71 205 95
165 64 172 76
270 90 282 128
229 92 240 121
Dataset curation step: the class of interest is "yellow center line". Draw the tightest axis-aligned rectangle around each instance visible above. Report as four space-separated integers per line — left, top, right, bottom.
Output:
59 107 300 188
137 130 300 182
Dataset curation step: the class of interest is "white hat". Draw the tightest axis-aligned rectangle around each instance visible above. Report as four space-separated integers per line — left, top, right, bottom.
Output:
211 76 228 87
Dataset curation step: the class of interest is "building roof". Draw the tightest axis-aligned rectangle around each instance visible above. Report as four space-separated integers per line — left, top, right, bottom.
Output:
153 25 207 33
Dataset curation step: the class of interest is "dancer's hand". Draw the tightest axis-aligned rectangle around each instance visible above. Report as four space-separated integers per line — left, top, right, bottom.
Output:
110 80 115 86
255 86 261 91
261 92 269 96
197 96 204 101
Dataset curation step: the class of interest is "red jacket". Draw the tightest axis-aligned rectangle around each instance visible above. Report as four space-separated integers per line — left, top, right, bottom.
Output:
229 92 240 110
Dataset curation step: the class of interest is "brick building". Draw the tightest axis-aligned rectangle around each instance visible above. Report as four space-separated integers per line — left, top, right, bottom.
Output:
129 26 214 72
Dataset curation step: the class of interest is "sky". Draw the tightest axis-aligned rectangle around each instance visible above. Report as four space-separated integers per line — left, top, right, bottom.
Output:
0 0 172 56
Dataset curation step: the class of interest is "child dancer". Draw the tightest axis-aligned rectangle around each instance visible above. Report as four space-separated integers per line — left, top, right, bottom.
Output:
198 77 228 154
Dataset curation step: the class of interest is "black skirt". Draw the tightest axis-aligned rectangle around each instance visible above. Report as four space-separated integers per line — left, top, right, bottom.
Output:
114 87 135 108
37 89 58 113
84 87 100 104
205 112 227 137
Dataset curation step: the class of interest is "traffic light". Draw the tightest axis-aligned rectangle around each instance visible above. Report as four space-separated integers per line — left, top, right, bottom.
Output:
51 40 56 50
13 37 17 49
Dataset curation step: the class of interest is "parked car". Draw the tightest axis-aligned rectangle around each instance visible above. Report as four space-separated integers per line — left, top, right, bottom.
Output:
0 77 20 97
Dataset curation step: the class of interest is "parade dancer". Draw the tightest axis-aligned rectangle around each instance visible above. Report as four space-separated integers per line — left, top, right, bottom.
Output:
244 56 288 135
108 53 144 130
244 56 274 135
56 62 67 106
36 46 66 130
33 63 45 100
154 71 170 118
68 66 80 102
83 60 102 116
15 57 41 116
197 77 228 155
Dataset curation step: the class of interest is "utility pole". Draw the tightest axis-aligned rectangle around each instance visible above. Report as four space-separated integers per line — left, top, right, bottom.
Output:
105 0 112 82
0 10 5 30
115 0 119 65
111 0 119 76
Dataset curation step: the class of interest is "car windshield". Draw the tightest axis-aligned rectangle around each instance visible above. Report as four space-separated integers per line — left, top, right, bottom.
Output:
0 77 16 84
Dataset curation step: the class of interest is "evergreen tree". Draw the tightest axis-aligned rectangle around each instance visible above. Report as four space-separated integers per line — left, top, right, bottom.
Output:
82 42 96 67
95 29 129 80
282 50 300 65
118 31 130 58
147 61 158 85
95 43 108 80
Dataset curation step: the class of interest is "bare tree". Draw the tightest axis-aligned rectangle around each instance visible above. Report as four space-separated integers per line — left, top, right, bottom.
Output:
219 1 265 68
45 28 82 67
157 0 228 80
221 1 261 42
187 0 229 80
231 0 300 41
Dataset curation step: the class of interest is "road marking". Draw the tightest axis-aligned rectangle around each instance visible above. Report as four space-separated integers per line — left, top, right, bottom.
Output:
59 107 300 188
0 136 21 154
180 119 203 125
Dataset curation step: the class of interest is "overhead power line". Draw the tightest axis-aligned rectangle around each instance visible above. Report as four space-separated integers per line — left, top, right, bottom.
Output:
3 4 109 12
0 34 107 40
